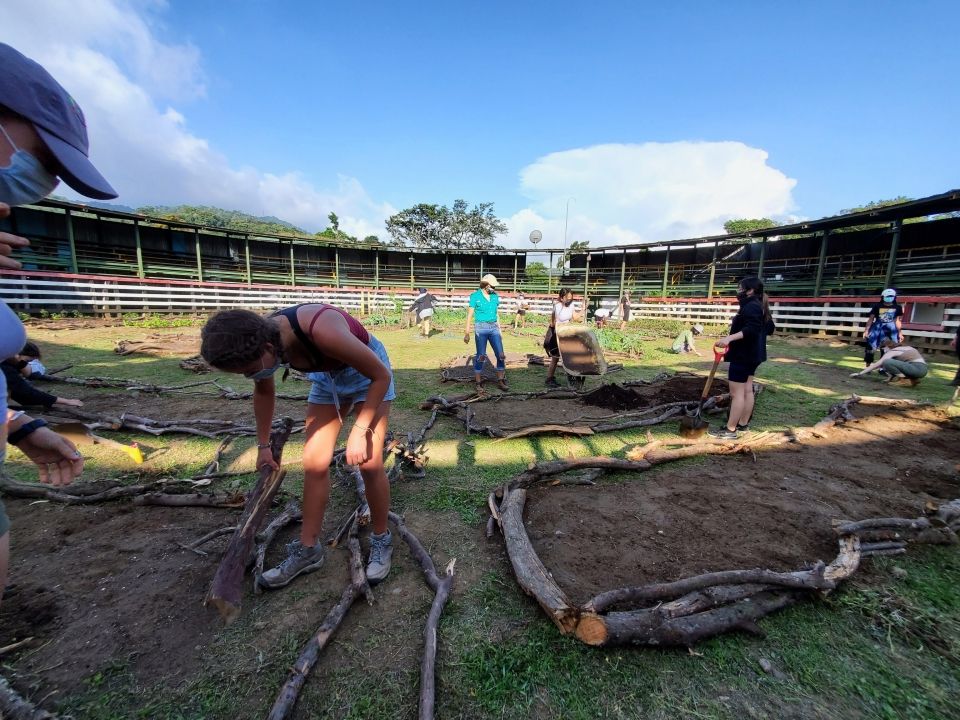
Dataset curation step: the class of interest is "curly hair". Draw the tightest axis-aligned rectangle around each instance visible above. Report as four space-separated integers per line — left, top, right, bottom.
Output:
20 341 41 359
200 309 281 371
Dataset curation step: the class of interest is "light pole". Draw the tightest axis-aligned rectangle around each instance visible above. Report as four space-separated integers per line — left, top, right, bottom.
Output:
562 197 575 274
529 229 542 293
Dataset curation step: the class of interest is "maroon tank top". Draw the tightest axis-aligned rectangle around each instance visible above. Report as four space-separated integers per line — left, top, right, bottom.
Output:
273 304 369 372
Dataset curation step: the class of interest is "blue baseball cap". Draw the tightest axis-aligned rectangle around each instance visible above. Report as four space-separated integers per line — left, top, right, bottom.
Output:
0 43 117 199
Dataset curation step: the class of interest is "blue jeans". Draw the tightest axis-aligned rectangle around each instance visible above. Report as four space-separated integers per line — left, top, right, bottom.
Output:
473 322 505 373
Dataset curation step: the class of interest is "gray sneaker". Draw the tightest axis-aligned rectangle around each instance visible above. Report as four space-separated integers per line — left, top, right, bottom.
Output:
259 540 325 589
366 531 393 585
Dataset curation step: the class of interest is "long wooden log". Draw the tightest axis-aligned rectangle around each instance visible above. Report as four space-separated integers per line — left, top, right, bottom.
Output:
584 562 833 614
512 457 652 488
206 418 294 623
267 521 371 720
498 487 578 633
131 492 246 508
577 589 800 647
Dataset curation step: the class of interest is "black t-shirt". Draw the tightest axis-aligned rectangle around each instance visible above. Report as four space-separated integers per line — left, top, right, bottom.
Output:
867 302 903 325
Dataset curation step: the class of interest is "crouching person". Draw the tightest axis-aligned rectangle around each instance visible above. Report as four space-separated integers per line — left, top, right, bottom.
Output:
851 339 928 386
201 305 396 586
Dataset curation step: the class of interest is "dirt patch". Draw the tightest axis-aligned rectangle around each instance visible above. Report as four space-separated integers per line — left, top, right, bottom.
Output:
1 502 230 692
581 376 731 412
464 375 732 431
440 353 544 383
524 404 960 606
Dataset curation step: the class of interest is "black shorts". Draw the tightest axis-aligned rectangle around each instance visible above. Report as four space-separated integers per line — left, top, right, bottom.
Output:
516 309 526 316
728 361 760 383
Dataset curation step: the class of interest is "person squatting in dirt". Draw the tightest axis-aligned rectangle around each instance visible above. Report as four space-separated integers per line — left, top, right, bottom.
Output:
1 346 82 410
710 277 771 439
671 324 704 355
543 287 584 388
16 340 47 377
200 305 397 587
409 287 436 338
464 274 509 392
862 288 904 371
850 338 928 386
0 42 119 604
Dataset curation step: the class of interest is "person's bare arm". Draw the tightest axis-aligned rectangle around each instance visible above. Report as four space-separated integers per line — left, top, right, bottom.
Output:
852 348 900 376
309 311 392 466
253 375 277 470
464 306 475 344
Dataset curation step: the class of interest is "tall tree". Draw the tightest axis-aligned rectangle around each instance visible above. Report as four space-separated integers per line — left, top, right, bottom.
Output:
723 218 776 235
385 199 507 250
835 197 923 232
557 240 589 268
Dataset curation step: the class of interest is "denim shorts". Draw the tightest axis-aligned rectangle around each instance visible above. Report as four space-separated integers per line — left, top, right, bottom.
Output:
728 361 761 383
307 334 396 407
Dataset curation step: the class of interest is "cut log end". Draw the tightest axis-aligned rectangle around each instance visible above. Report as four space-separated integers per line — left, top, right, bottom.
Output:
574 613 608 646
205 594 241 625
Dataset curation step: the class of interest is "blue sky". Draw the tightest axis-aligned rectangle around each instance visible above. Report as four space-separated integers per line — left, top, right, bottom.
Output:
4 1 958 247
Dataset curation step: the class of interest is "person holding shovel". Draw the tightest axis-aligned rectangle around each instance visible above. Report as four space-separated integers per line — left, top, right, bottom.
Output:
710 277 766 439
200 304 396 587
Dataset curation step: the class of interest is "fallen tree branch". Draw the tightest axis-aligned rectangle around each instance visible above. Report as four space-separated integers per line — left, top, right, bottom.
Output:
267 519 371 720
584 562 834 614
253 501 302 594
389 512 456 720
206 418 294 623
132 492 245 508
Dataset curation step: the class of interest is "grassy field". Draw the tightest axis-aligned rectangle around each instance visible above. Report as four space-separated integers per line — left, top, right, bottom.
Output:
5 318 960 720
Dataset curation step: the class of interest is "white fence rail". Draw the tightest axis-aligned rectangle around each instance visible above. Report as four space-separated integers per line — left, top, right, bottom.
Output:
2 272 957 345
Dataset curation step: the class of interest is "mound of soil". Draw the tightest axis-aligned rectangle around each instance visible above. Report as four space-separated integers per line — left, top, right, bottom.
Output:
581 376 730 412
524 404 960 606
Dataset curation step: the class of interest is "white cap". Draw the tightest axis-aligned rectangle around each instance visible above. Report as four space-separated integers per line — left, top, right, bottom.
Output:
481 273 499 287
881 288 896 299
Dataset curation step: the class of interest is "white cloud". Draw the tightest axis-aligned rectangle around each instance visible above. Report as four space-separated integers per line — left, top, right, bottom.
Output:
504 141 798 248
1 0 393 236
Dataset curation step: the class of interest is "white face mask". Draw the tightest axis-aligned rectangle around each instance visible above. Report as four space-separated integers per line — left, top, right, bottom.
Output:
0 123 59 206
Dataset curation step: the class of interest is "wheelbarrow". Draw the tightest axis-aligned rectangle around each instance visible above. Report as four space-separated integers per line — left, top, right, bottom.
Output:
555 324 624 392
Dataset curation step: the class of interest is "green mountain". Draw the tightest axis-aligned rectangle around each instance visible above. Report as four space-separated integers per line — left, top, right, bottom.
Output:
135 205 312 237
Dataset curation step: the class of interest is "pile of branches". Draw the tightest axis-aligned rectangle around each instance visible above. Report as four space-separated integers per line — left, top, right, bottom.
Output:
489 397 959 647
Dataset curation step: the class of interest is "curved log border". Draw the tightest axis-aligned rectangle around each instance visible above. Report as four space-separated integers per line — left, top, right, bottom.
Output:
494 397 958 647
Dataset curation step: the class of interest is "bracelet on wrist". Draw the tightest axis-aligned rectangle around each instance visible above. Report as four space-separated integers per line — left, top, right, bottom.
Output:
8 418 49 446
257 442 271 450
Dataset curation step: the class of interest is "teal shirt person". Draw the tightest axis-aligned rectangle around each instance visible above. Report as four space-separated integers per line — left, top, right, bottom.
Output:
468 288 500 322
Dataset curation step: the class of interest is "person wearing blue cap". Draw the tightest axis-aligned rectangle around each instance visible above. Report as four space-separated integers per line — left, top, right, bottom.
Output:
862 289 903 371
0 43 118 605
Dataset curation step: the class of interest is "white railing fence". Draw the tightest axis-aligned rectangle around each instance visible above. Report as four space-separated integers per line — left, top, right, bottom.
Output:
2 271 957 348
